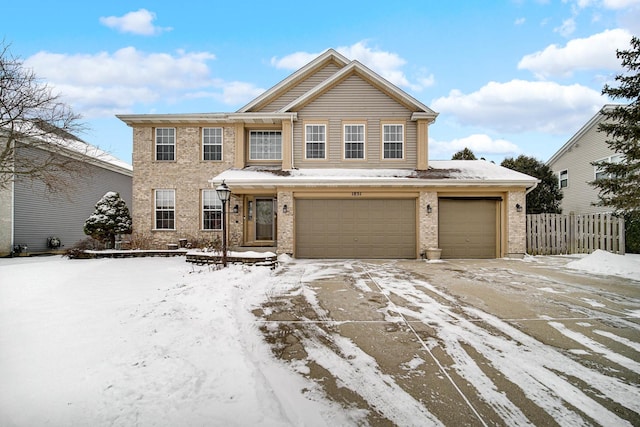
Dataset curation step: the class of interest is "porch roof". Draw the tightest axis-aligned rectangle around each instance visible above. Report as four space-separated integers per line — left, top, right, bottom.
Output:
210 160 539 190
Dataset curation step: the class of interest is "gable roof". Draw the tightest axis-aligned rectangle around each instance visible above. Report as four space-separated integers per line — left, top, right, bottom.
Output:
238 48 437 120
278 60 438 119
547 104 618 166
237 49 350 113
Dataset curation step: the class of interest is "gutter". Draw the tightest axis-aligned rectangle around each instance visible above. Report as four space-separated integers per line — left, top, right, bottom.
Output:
525 180 540 195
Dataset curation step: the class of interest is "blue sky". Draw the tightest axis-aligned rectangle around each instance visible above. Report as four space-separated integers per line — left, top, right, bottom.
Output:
3 0 639 164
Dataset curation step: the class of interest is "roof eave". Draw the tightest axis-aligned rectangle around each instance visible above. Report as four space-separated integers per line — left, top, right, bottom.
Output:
116 112 297 126
278 61 438 117
237 49 350 113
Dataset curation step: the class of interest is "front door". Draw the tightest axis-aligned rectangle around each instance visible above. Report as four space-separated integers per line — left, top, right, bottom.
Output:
255 198 275 241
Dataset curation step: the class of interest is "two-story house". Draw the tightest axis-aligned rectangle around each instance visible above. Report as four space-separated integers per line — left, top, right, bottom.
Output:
547 105 621 214
0 129 132 256
117 49 537 259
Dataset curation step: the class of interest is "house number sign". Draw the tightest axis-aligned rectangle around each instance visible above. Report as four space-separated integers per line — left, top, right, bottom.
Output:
351 192 362 196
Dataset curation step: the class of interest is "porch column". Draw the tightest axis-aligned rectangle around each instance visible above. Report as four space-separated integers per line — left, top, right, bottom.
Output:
417 119 429 170
281 119 292 171
234 123 245 169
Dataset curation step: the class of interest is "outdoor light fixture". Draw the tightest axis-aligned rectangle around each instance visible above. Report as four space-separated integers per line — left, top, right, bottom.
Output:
233 204 239 214
427 204 432 214
215 180 231 267
516 203 523 213
283 204 288 213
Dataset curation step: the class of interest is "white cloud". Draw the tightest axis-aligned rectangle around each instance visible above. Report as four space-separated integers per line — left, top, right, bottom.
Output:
515 17 526 25
270 41 431 92
24 47 260 117
602 0 640 9
218 82 266 105
518 28 632 78
554 18 576 36
270 51 318 70
99 9 171 36
431 79 604 134
430 134 520 159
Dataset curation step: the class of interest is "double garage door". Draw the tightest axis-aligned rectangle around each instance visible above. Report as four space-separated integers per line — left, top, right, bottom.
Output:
295 198 500 259
295 199 416 259
438 198 499 259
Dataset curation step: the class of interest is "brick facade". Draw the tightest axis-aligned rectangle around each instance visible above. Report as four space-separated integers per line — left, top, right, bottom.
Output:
131 125 235 248
507 190 527 257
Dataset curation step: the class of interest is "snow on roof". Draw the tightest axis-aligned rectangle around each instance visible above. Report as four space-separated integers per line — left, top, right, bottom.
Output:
212 160 538 188
2 122 132 174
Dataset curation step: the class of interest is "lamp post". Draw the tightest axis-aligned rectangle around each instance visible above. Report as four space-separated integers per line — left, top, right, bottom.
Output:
216 180 231 267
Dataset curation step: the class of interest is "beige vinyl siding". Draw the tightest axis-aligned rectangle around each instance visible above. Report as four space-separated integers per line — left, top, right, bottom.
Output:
292 75 416 168
257 62 342 112
548 121 616 214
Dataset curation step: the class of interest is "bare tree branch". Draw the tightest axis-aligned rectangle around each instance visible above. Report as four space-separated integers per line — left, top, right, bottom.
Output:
1 39 93 193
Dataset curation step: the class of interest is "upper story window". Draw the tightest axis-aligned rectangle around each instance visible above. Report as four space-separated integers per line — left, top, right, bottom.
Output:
382 124 404 159
594 154 624 180
154 189 175 230
305 124 326 159
344 124 365 159
203 127 223 161
249 131 282 160
202 189 222 230
559 169 568 188
155 128 175 161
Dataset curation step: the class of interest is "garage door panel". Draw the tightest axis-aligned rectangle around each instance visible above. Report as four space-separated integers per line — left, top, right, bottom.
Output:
439 199 498 259
296 199 416 259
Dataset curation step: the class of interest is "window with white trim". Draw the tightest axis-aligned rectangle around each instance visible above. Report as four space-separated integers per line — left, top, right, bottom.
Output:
305 124 326 159
249 131 282 160
203 127 223 161
383 124 404 159
559 169 568 188
155 128 175 161
594 154 624 180
154 189 175 229
344 124 365 159
202 189 222 230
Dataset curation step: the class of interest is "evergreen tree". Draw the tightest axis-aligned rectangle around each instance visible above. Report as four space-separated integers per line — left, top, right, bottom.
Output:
451 147 477 160
84 192 132 248
591 36 640 213
501 155 563 214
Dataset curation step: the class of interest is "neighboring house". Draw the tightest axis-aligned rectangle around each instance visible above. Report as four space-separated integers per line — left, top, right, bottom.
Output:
117 49 537 259
0 131 132 256
547 105 621 215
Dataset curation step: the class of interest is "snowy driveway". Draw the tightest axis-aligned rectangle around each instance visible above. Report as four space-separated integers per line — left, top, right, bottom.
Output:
260 256 640 426
0 254 639 426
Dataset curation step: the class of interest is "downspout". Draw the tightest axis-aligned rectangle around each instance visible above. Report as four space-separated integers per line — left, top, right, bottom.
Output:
525 180 539 195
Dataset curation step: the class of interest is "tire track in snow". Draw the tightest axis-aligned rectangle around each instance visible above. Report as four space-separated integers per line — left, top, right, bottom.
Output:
362 262 638 426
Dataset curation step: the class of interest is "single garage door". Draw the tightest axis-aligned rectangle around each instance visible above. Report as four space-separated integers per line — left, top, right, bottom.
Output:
438 198 499 259
296 199 416 259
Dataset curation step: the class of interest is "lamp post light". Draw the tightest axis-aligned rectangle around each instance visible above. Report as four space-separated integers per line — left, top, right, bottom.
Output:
216 180 231 267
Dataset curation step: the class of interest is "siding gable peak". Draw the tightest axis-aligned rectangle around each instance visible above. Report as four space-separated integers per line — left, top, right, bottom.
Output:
237 49 350 113
278 60 437 118
547 104 620 166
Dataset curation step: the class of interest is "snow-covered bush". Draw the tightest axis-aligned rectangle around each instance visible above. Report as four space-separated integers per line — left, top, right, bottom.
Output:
83 192 132 249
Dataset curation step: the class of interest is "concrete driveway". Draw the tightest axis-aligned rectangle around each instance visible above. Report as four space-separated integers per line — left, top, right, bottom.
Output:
255 256 640 426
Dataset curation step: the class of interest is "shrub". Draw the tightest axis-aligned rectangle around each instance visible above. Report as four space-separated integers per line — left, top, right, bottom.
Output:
624 211 640 254
64 238 104 259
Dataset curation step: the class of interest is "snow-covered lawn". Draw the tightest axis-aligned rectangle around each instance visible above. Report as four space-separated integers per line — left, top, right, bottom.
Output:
0 256 352 426
0 251 638 426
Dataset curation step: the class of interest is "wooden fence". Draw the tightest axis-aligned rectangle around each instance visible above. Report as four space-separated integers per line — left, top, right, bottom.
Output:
526 213 625 255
